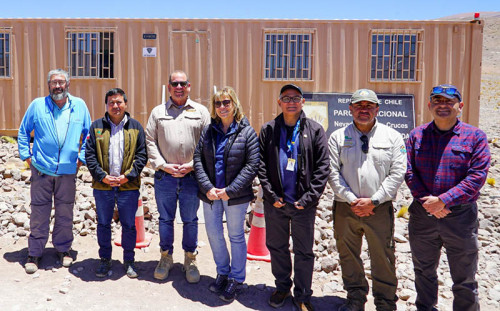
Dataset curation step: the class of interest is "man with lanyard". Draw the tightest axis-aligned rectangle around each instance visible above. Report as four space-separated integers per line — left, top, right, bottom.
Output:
85 88 147 278
328 89 406 311
258 84 329 311
146 70 210 283
18 69 91 274
405 84 490 311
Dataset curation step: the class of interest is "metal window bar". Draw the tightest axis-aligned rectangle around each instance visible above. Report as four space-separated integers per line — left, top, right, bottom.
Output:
370 29 423 82
263 29 314 81
66 30 114 79
0 28 11 77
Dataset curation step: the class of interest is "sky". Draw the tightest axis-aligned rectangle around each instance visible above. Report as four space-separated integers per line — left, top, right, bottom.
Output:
1 0 498 20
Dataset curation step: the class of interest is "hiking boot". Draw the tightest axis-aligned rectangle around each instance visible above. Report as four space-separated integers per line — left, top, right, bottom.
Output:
95 258 112 278
154 250 173 280
209 274 228 293
219 279 241 303
338 299 365 311
182 251 200 283
59 251 73 267
25 256 40 274
124 261 138 278
268 290 291 308
293 298 315 311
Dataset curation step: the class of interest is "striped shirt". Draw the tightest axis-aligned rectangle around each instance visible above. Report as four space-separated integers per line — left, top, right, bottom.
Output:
405 120 490 207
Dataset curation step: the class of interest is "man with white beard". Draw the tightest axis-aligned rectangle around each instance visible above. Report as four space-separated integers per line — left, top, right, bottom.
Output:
18 69 91 274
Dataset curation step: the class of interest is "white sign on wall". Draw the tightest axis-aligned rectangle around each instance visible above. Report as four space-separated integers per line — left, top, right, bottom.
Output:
143 47 157 57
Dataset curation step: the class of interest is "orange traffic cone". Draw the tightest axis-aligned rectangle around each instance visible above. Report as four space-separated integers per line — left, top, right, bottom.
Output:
114 198 153 248
247 186 271 262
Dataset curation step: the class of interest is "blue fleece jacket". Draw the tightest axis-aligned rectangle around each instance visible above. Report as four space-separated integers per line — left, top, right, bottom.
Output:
18 94 91 175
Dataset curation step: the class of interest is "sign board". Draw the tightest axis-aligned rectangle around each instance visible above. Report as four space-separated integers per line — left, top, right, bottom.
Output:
303 92 415 140
143 33 157 40
143 47 157 57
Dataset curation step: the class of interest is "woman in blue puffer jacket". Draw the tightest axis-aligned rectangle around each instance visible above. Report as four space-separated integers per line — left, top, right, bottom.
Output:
193 86 259 303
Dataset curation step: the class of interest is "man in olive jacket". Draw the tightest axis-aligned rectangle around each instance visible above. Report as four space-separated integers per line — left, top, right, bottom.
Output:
85 88 147 278
258 84 330 311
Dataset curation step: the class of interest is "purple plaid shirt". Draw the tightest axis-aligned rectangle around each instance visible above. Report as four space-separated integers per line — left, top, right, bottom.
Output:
405 120 490 207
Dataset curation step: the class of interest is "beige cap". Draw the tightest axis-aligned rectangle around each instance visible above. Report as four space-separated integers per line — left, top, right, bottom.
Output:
351 89 380 105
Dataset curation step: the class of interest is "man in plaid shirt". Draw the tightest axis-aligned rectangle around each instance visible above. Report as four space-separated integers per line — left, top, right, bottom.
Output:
405 84 490 311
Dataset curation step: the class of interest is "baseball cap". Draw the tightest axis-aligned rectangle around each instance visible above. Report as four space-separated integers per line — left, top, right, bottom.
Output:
430 84 462 102
351 89 380 105
280 84 303 96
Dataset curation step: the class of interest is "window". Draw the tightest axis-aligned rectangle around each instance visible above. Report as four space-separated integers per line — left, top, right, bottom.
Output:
263 29 314 81
66 28 115 78
0 28 11 77
370 29 423 82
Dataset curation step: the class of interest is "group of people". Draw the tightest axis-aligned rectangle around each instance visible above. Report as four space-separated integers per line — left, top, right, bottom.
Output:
17 68 490 311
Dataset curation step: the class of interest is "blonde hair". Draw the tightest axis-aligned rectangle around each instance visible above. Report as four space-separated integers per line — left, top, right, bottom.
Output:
210 86 244 123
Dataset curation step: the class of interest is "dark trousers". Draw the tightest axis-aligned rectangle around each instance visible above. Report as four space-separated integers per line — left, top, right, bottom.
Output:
264 201 316 303
409 200 479 311
333 201 398 310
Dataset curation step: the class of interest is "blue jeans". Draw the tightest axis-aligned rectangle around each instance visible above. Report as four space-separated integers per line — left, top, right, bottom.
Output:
203 200 248 283
154 171 199 254
94 188 139 262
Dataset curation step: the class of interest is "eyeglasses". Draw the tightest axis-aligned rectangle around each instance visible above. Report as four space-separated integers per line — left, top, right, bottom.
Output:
360 135 369 154
170 81 189 87
280 96 302 103
215 100 231 108
49 80 67 87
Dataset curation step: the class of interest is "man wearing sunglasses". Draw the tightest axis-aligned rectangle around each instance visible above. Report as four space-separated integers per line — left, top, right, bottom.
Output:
258 84 329 311
328 89 407 311
18 69 91 274
146 70 210 283
405 84 490 311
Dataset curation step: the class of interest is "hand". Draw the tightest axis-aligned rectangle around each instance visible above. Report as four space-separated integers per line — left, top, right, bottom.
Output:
178 163 193 175
116 175 129 186
77 159 84 169
273 198 285 208
25 158 32 167
215 188 230 201
102 175 118 186
350 198 375 217
432 207 451 219
163 163 181 176
294 202 304 210
421 196 446 215
206 188 219 201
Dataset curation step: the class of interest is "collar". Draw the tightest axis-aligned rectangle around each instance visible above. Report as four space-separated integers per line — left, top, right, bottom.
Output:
166 97 194 110
104 111 130 127
429 119 461 135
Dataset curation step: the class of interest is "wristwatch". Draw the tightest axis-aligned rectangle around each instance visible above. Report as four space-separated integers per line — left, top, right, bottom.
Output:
371 199 380 207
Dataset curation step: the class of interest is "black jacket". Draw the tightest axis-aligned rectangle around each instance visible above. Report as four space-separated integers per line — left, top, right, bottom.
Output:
193 116 260 205
85 112 147 191
258 111 329 208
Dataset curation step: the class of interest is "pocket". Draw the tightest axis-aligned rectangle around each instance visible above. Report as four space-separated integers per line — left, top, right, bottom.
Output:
372 141 392 167
154 170 165 180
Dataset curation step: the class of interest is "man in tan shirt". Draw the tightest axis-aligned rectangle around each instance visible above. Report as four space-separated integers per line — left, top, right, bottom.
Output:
146 70 210 283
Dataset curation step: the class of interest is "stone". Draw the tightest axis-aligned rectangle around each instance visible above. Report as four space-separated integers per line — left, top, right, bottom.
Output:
13 213 29 226
321 257 337 273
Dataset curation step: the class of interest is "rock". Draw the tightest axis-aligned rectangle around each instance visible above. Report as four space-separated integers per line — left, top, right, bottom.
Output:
394 232 408 243
489 288 500 301
59 287 69 294
84 210 96 221
322 281 339 293
16 228 27 236
399 288 416 301
321 257 338 273
13 213 29 226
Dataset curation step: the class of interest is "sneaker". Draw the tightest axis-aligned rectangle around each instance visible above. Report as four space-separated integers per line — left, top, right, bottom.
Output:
209 274 228 293
183 251 200 283
95 258 112 278
268 290 291 308
25 256 40 274
293 298 315 311
124 261 138 278
338 299 365 311
154 250 173 280
59 251 73 267
219 279 241 303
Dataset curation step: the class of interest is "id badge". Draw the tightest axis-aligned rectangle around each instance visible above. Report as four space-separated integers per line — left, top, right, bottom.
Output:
286 158 296 171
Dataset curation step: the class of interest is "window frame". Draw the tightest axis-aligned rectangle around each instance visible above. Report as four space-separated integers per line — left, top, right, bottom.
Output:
369 29 423 83
65 27 116 79
0 27 12 78
263 28 315 81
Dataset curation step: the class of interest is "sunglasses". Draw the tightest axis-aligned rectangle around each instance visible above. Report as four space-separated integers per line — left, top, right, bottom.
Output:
360 135 369 154
170 81 189 87
431 86 460 98
215 100 232 108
